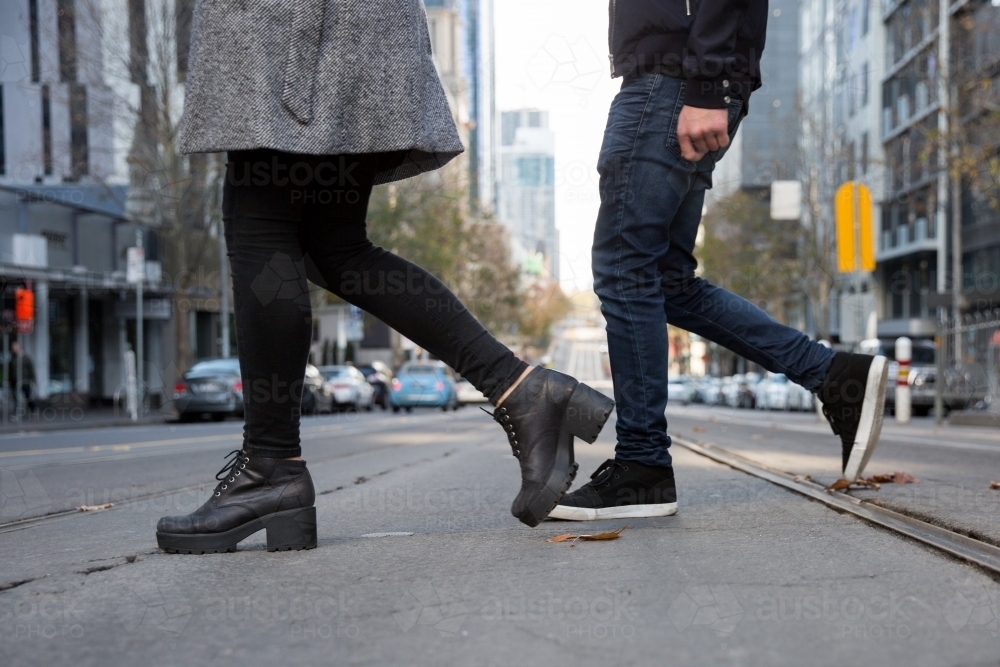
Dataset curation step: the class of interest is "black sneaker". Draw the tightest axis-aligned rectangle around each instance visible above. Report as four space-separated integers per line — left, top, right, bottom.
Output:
548 459 677 521
818 352 889 481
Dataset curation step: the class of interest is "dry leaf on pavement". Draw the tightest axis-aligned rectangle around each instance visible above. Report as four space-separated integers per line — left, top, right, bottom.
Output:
547 526 628 544
691 426 705 433
866 472 918 484
990 481 1000 490
581 526 629 541
825 478 852 492
793 474 813 483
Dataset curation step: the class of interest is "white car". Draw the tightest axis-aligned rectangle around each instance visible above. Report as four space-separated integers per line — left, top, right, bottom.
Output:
319 365 375 411
667 377 695 406
455 379 488 405
787 380 815 411
755 373 791 410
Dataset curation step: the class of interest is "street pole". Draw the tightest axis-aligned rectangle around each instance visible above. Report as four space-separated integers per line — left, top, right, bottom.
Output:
135 229 144 413
219 219 230 358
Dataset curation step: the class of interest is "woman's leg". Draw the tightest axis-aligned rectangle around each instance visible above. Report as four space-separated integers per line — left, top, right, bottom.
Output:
222 152 317 458
298 217 527 404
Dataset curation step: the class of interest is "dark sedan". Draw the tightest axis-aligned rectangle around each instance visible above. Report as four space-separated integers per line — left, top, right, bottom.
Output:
357 361 394 410
173 358 243 422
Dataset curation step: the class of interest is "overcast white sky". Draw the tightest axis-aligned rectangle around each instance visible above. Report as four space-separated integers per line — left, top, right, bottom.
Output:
493 0 618 292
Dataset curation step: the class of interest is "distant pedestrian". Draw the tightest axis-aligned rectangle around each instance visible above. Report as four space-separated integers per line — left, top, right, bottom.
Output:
154 2 615 554
8 341 37 413
550 1 890 521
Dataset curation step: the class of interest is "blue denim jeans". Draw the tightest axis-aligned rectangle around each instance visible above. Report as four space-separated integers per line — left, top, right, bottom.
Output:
592 74 836 468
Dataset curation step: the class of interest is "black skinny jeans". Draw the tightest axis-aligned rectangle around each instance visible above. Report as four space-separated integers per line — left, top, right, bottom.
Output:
222 150 527 458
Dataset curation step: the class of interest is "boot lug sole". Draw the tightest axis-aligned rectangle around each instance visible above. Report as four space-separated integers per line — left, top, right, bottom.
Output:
156 506 318 554
513 383 615 527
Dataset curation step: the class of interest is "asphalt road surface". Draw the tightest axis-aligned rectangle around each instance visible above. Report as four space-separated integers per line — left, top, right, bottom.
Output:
1 334 999 665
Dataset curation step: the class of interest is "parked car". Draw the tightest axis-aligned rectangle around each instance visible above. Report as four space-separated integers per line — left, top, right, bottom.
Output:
698 377 725 406
755 372 791 411
786 380 815 411
174 358 243 422
390 361 459 412
854 338 986 416
319 365 375 411
456 378 488 405
356 361 393 409
301 364 333 414
667 376 696 406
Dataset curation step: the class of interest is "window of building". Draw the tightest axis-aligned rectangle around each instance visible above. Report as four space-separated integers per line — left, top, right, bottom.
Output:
0 85 5 175
860 132 869 175
861 0 869 36
860 62 869 108
129 0 148 84
175 0 193 82
29 0 40 82
70 84 88 180
42 85 53 176
58 0 77 83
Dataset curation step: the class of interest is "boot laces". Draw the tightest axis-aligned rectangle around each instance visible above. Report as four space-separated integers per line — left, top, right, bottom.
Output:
482 406 521 458
213 449 250 497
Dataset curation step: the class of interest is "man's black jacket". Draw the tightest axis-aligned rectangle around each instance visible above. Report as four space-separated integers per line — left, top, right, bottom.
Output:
609 0 768 108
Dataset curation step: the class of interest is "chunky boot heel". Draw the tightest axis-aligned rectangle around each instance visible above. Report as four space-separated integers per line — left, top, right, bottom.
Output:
492 368 617 527
264 507 318 552
157 450 317 554
564 383 615 444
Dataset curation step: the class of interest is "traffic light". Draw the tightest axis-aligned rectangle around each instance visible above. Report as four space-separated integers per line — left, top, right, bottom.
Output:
14 287 34 334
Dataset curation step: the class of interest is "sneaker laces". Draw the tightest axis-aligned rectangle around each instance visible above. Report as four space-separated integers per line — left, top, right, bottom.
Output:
821 404 841 436
481 406 521 458
589 459 627 488
213 449 250 497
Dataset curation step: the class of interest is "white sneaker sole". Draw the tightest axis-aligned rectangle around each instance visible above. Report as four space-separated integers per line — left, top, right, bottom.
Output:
548 502 678 521
842 356 888 481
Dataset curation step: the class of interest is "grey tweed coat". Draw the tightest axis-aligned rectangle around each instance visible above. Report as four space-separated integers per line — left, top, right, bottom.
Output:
178 0 464 184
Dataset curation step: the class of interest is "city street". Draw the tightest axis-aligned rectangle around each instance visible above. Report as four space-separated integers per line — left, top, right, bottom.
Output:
2 335 999 665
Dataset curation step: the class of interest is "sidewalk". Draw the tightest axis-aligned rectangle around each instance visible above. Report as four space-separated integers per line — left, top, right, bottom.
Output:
0 404 168 434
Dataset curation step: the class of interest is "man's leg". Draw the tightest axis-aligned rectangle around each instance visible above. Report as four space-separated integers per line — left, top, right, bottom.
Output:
658 188 835 392
591 74 702 470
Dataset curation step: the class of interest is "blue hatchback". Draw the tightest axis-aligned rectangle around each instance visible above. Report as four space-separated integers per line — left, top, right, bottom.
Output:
389 362 459 412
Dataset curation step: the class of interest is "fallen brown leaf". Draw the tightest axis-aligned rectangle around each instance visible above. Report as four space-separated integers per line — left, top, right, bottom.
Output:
547 526 628 544
78 503 113 512
691 426 705 433
580 526 628 541
990 481 1000 490
866 472 918 484
825 478 851 492
793 474 813 483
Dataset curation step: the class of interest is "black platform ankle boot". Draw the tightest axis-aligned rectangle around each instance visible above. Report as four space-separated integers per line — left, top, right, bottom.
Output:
492 368 615 527
156 450 317 554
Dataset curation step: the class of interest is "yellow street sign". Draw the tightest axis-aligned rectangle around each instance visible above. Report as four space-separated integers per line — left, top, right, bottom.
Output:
834 181 875 273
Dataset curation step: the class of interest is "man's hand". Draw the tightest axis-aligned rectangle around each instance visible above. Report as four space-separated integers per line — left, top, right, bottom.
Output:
676 106 730 162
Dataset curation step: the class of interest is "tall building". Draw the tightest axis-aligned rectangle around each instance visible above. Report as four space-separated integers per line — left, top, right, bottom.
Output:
878 0 1000 336
425 0 496 213
0 0 175 406
497 109 558 281
798 0 886 343
710 0 802 201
